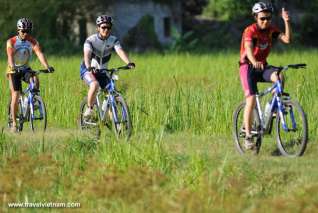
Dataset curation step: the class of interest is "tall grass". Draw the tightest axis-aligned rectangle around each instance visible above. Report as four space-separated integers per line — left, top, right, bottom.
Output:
0 50 318 211
1 50 316 136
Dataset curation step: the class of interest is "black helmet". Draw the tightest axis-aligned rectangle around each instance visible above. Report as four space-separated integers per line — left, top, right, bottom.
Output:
96 15 112 26
17 18 33 32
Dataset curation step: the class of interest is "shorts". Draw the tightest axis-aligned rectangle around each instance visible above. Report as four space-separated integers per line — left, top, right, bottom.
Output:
9 68 33 91
80 62 110 89
239 63 278 97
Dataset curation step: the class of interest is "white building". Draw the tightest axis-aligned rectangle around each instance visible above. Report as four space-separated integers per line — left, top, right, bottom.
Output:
83 0 182 46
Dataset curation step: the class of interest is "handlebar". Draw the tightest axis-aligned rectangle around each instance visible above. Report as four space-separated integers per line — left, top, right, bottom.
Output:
32 69 54 74
286 63 306 69
15 67 54 74
91 65 132 74
275 63 307 71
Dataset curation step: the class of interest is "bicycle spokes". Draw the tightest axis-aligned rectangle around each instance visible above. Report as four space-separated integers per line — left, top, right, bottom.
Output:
276 100 308 157
110 96 132 139
30 96 47 132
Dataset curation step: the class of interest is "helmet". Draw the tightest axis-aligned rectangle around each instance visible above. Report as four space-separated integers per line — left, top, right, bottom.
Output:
252 2 273 15
96 15 112 26
17 18 33 32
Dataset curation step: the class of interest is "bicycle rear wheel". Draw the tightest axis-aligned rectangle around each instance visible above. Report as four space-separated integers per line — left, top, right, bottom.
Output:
79 97 101 138
109 95 132 140
233 101 262 154
276 100 308 157
30 95 47 132
7 98 24 132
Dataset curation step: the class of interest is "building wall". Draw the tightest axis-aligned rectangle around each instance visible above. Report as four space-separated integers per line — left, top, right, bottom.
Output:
86 1 182 45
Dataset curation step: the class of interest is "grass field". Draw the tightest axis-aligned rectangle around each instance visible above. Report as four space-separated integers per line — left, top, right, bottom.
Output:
0 50 318 212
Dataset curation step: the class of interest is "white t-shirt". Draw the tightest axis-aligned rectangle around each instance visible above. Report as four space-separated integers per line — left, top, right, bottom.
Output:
83 33 122 69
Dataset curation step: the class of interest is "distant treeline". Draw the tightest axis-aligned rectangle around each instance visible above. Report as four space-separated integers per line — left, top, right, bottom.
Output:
0 0 317 55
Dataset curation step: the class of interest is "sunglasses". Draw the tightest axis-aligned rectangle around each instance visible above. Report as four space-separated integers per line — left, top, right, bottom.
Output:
100 26 111 30
19 29 29 34
259 16 272 21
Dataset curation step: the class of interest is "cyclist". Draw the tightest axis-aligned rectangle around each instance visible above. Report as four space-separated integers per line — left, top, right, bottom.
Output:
6 18 54 132
80 15 135 118
239 2 291 149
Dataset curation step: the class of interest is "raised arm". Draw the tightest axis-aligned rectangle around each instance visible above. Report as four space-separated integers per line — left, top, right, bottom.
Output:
278 8 291 44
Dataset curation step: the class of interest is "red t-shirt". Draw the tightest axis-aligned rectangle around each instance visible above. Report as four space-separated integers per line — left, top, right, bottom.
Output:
240 23 281 64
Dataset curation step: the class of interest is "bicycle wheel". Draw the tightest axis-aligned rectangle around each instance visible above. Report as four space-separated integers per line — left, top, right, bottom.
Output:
7 98 24 132
30 95 47 132
276 100 308 157
79 97 101 138
109 95 132 139
233 101 262 154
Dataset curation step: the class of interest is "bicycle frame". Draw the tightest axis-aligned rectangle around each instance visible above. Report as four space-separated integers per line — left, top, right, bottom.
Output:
255 66 299 135
94 67 128 124
20 72 42 121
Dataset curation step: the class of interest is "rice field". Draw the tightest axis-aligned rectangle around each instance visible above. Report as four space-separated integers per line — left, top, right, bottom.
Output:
0 50 318 212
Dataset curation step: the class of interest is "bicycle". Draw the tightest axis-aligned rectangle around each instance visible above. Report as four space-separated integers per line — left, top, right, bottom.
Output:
79 65 132 139
233 63 308 157
8 68 53 132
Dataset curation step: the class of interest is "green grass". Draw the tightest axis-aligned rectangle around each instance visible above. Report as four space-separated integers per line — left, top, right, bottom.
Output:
0 50 318 212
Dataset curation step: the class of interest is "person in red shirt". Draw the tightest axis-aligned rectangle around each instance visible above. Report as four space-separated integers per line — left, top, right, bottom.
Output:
239 2 291 149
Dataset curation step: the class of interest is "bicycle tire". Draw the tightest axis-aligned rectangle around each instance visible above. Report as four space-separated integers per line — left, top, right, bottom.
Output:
233 101 262 155
276 100 308 157
79 97 101 138
109 95 132 140
30 95 47 132
7 98 24 132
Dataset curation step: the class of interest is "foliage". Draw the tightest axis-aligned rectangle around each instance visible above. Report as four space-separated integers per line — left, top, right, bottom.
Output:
203 0 318 20
169 30 199 52
0 0 114 55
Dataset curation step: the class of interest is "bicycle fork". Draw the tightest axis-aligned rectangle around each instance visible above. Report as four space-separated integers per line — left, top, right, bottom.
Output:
277 97 297 132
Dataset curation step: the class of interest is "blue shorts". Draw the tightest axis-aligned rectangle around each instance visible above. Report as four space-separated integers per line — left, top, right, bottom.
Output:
80 62 110 89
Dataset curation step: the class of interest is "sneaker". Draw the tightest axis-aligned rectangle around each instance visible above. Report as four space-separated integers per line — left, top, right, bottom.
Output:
83 107 93 119
244 136 255 150
10 124 18 133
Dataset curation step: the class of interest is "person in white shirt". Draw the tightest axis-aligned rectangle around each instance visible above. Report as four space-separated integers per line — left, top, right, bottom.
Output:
80 15 135 118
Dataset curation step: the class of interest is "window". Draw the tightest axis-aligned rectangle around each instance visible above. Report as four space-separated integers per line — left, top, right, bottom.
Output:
163 17 171 37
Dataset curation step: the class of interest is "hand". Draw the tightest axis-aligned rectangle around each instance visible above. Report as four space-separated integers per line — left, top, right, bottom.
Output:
127 62 135 69
281 8 290 22
8 65 16 73
252 61 264 70
47 66 54 73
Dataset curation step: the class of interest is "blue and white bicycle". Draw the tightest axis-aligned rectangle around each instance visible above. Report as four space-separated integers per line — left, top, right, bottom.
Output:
8 69 53 132
79 65 132 139
233 64 308 157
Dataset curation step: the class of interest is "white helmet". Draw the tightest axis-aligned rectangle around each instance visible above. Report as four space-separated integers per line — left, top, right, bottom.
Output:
252 2 273 15
96 15 113 26
17 18 33 32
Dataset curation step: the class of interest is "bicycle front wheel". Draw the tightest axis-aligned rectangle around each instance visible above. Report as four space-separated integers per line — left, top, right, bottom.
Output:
233 101 262 155
30 95 47 132
276 100 308 157
109 95 132 140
